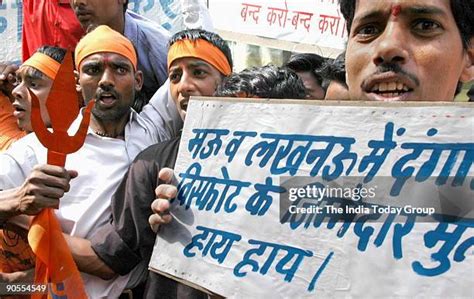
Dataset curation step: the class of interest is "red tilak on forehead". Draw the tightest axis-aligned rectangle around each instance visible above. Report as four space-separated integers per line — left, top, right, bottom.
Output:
391 4 401 16
102 54 111 66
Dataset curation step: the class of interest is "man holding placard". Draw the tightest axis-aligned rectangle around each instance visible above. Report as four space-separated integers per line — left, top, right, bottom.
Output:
149 0 473 297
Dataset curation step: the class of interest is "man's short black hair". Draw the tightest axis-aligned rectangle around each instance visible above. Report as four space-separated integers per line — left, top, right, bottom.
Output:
36 46 67 63
169 29 233 69
284 53 326 85
339 0 474 48
215 64 306 99
26 46 67 79
316 52 348 91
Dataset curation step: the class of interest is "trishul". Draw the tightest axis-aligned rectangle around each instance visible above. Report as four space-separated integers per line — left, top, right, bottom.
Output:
28 50 92 299
30 50 94 166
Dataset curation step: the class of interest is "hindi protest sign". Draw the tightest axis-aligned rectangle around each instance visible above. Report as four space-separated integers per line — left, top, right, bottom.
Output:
208 0 347 50
0 0 22 63
149 98 473 297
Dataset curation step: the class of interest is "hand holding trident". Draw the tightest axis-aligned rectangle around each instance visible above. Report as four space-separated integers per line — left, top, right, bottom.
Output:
28 51 93 299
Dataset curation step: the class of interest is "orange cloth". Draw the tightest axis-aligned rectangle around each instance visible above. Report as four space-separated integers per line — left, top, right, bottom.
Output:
0 94 26 152
23 52 61 80
167 39 232 76
27 52 89 299
29 210 87 299
74 25 137 70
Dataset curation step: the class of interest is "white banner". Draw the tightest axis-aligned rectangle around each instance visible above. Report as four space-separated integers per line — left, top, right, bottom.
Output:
208 0 347 50
0 0 207 63
0 0 22 63
150 98 474 298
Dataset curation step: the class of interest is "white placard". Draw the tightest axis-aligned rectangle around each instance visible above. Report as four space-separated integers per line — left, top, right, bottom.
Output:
208 0 347 50
150 98 473 298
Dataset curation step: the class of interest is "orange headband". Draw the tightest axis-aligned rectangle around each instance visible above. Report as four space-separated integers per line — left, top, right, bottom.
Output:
167 39 231 76
74 25 137 70
23 52 61 79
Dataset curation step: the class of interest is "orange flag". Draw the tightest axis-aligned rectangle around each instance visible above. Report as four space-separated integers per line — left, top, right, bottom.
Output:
27 51 93 299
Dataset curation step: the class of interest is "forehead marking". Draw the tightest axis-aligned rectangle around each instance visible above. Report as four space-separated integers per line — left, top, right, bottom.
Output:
391 4 402 17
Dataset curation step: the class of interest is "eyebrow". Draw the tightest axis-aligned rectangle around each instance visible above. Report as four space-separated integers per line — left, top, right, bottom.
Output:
111 60 132 69
169 60 212 71
353 5 447 25
24 67 45 81
405 6 446 16
188 61 212 68
81 59 132 70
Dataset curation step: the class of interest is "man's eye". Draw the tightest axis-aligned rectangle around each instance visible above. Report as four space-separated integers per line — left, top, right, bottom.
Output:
116 67 127 74
412 19 441 33
194 69 206 77
355 24 380 37
27 81 38 88
85 66 100 74
169 73 181 82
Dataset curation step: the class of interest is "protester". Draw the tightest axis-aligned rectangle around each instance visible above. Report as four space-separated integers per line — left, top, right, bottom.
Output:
316 52 350 101
149 0 474 293
216 64 306 99
0 25 179 298
70 0 170 110
284 53 326 99
341 0 473 102
135 64 307 298
11 46 68 133
0 46 67 162
47 28 231 299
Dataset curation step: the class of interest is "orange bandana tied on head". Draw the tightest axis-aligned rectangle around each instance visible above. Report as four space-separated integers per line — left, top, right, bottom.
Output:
167 39 231 76
23 52 61 80
74 25 137 70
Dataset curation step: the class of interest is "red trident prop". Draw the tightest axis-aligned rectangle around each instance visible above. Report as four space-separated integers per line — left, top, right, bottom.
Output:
27 51 93 299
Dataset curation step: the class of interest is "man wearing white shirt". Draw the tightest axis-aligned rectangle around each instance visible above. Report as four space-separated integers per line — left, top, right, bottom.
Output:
0 25 179 298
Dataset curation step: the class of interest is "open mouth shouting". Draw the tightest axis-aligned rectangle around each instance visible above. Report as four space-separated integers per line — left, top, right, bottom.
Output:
96 91 118 108
362 72 418 102
12 102 27 119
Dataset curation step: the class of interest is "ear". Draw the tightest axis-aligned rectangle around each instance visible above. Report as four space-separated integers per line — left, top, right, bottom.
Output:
134 70 143 92
460 38 474 83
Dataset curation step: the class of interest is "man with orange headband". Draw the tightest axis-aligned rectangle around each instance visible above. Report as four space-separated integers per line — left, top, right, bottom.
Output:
1 46 67 218
0 25 180 297
70 0 170 111
55 28 233 298
0 47 65 152
0 46 68 285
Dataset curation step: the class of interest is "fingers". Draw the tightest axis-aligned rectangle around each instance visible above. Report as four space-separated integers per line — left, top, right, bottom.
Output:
149 198 173 233
155 183 177 200
16 165 78 214
158 167 175 184
0 64 18 80
150 168 177 232
0 64 19 96
31 164 77 191
67 169 79 179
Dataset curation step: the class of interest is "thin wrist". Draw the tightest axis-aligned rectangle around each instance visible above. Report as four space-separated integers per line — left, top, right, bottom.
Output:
0 188 22 221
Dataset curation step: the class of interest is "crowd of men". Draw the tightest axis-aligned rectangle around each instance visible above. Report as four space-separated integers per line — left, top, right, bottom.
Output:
0 0 473 298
